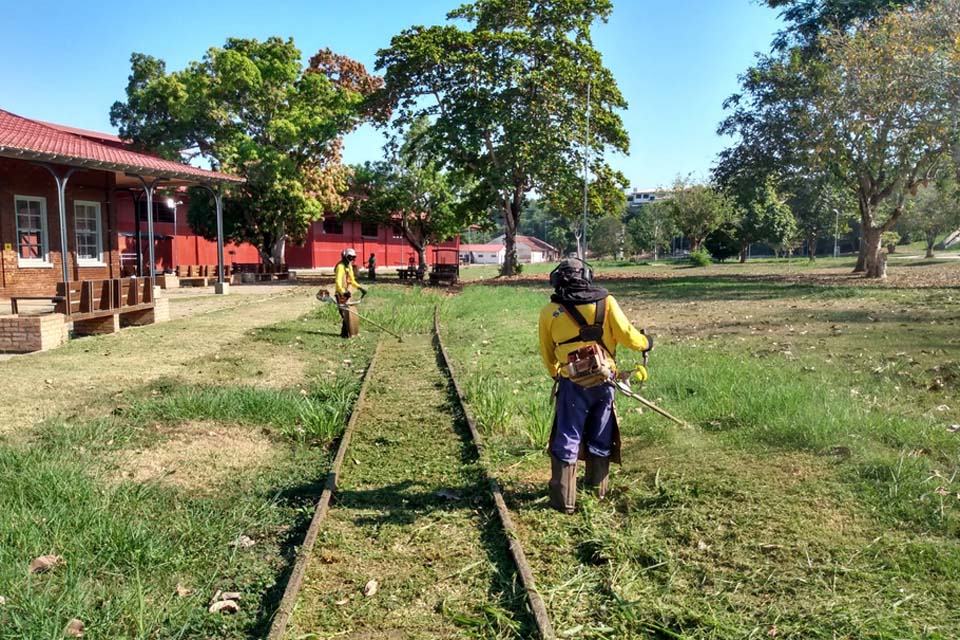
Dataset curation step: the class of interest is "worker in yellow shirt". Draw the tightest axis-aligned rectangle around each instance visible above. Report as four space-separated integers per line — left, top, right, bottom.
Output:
334 248 366 338
538 258 652 514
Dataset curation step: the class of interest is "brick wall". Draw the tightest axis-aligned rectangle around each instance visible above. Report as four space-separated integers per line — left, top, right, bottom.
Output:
0 313 68 353
0 158 120 298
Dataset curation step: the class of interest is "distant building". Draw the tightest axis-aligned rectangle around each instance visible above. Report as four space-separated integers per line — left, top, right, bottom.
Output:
489 234 559 263
459 243 505 265
625 188 669 213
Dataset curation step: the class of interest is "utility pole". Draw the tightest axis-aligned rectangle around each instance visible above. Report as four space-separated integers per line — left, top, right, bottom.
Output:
833 208 840 258
580 82 591 261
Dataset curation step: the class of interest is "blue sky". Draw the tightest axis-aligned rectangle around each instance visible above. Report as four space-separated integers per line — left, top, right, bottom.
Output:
0 0 782 189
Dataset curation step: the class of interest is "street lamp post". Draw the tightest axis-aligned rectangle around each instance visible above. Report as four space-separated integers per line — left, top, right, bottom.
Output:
833 208 840 258
167 197 182 271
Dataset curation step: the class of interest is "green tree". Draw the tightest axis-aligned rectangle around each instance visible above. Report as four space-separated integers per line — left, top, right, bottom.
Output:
716 0 945 279
589 216 627 258
811 2 960 277
347 119 477 270
376 0 629 275
729 178 796 262
787 175 854 260
663 176 735 252
899 174 960 258
111 38 384 264
626 201 676 260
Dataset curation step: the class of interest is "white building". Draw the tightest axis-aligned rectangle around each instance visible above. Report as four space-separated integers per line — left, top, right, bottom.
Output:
625 188 667 212
489 235 559 263
459 243 505 265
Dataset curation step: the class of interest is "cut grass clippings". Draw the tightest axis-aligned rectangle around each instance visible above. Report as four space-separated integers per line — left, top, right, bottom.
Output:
286 333 534 639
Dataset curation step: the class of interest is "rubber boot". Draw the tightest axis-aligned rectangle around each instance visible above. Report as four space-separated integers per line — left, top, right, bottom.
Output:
549 457 577 514
584 454 610 499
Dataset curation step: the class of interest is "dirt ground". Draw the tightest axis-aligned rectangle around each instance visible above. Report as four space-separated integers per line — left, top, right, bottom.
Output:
0 284 319 435
109 420 283 492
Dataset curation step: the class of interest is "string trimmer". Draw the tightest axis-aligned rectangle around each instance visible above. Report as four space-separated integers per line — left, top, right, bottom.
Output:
315 289 404 342
611 346 690 429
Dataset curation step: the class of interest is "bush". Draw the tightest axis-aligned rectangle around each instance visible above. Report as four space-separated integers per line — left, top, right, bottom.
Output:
688 249 712 267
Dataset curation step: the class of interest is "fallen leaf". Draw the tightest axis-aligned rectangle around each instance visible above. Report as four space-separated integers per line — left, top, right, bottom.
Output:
363 579 379 597
175 583 193 598
947 425 960 434
335 597 349 606
0 595 6 605
28 554 63 574
220 591 241 601
209 600 239 614
64 619 85 637
936 405 951 412
767 625 778 638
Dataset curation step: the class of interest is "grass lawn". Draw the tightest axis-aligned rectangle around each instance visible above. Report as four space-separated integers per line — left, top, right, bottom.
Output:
0 288 380 638
440 257 960 638
0 257 957 638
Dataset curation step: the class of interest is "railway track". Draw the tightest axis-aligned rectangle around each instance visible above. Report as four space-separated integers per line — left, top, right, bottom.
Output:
267 311 555 639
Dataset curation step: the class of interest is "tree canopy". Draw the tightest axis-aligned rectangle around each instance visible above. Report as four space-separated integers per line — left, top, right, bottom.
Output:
375 0 629 275
346 118 481 270
111 37 384 263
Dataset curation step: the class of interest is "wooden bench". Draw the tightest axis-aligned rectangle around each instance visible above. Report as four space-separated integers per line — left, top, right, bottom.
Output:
10 295 66 315
56 278 154 322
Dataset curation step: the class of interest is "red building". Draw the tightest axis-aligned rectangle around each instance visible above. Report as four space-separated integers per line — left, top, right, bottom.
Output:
285 217 460 270
0 108 242 300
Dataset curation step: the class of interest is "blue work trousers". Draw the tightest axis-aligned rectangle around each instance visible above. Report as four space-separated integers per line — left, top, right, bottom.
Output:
551 377 615 462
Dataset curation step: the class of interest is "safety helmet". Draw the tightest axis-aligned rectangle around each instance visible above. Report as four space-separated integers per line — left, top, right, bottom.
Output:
342 248 357 261
549 258 594 290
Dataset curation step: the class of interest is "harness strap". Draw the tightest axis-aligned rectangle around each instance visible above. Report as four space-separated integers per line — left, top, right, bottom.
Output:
557 298 612 356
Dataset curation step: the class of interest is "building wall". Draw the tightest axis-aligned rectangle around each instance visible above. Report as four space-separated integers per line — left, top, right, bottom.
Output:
114 193 260 274
286 218 460 269
0 158 119 298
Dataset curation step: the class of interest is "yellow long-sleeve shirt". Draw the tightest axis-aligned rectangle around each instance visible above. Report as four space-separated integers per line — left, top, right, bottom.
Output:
538 295 649 379
335 261 359 296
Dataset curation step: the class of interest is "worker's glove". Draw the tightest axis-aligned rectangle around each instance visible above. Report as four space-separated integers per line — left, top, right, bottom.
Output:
315 291 324 302
633 365 649 383
641 329 654 353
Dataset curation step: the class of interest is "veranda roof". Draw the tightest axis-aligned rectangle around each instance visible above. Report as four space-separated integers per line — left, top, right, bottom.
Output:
0 109 242 185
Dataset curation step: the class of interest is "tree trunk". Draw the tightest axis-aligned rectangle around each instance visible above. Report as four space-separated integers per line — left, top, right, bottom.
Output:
417 246 427 271
806 232 817 261
270 234 286 266
862 227 887 279
739 243 748 264
925 233 936 259
690 238 702 253
852 222 868 273
500 193 522 276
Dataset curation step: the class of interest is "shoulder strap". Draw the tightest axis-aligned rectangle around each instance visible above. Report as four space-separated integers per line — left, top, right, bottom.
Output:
561 302 590 328
557 299 612 356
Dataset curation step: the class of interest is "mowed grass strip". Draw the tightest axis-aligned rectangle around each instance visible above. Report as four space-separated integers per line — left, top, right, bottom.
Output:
286 333 534 640
0 304 377 639
439 268 960 639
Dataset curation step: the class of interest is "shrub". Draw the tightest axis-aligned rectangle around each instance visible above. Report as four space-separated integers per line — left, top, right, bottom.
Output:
688 249 712 267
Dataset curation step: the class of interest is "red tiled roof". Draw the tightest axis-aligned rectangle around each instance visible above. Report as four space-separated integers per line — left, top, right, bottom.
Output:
37 120 124 145
0 109 242 184
516 235 557 252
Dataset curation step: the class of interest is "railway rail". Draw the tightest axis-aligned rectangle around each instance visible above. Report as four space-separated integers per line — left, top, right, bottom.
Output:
266 309 555 639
